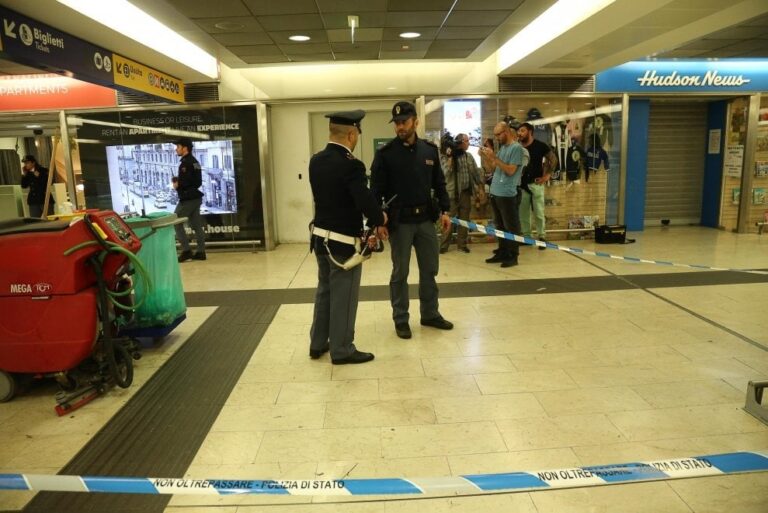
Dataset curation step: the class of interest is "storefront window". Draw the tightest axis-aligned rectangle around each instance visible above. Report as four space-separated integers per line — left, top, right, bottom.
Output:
67 104 265 246
425 95 623 240
753 96 768 231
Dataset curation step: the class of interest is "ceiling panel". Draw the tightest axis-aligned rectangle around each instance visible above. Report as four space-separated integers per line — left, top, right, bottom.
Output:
429 39 485 51
240 54 290 64
706 27 768 40
212 32 273 45
193 16 265 33
330 41 381 53
269 30 330 44
322 12 388 30
334 51 381 61
289 53 335 62
278 43 333 55
381 27 440 40
455 0 524 9
228 45 284 57
326 28 384 43
444 11 513 27
242 0 318 16
256 14 325 32
388 0 454 10
436 26 496 40
315 0 389 13
384 12 447 27
379 50 427 59
168 0 251 18
381 40 432 51
424 49 473 58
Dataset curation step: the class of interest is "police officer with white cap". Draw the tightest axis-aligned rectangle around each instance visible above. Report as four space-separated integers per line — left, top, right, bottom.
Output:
309 110 387 364
371 101 453 340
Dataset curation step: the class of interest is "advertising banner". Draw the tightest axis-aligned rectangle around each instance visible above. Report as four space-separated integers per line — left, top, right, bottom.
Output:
0 73 116 111
112 54 184 104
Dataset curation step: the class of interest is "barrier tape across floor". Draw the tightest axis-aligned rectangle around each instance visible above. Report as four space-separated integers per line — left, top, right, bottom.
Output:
1 452 766 496
451 217 768 275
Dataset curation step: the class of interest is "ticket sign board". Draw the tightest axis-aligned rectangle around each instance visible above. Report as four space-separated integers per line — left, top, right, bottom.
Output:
112 54 184 104
0 5 184 103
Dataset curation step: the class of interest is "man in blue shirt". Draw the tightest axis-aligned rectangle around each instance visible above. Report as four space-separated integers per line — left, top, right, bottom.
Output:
481 122 524 268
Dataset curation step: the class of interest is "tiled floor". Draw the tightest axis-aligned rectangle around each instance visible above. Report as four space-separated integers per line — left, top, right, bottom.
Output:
1 227 767 512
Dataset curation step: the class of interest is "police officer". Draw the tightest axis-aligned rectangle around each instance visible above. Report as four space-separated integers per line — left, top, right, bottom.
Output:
20 155 53 218
172 137 206 262
309 110 387 365
371 101 453 339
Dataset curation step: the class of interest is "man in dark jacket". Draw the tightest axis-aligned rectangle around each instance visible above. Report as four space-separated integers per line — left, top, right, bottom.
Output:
309 110 387 365
21 155 53 218
172 138 206 262
371 101 453 340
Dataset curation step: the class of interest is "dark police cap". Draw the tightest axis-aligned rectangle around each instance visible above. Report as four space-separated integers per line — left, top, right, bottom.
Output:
21 154 36 163
325 110 365 133
390 101 416 123
172 137 193 149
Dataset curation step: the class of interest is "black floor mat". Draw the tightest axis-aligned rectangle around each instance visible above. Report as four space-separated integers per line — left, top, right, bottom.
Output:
22 304 278 513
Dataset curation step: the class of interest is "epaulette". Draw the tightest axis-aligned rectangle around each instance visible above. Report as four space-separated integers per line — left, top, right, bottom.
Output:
423 139 438 149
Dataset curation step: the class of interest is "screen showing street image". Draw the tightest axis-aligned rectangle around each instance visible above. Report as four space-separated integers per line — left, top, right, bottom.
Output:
105 140 237 215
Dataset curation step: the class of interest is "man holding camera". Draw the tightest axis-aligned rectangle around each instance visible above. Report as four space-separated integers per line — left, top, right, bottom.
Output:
309 110 386 365
371 101 453 340
439 133 483 254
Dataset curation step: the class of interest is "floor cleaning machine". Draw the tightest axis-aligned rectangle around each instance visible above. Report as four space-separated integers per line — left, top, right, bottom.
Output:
0 210 150 415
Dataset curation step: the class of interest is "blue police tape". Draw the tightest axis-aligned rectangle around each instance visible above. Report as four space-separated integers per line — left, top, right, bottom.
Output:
452 217 768 275
1 451 766 496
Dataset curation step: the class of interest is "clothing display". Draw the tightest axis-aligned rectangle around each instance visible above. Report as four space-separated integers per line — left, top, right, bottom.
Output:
565 142 586 182
585 145 609 182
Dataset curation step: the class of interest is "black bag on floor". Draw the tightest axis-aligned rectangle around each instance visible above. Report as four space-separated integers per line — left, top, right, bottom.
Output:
595 224 633 244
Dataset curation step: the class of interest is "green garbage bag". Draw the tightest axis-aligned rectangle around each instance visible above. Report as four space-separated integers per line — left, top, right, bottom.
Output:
125 213 186 327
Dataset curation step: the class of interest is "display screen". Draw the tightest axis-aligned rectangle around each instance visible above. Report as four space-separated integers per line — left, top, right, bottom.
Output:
443 100 482 165
105 140 238 215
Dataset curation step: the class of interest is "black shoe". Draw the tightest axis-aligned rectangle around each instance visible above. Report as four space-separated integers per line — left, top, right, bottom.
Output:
485 254 505 263
493 248 500 254
177 250 192 262
439 247 449 254
538 239 547 251
332 350 374 365
192 252 207 260
309 345 330 359
395 322 412 339
458 246 470 253
420 317 453 330
500 259 518 268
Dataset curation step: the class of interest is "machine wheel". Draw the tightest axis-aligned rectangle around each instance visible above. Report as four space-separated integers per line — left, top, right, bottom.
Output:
113 344 134 389
0 370 16 403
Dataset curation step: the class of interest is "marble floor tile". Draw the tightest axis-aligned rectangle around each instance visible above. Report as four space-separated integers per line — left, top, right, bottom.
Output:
315 455 450 479
572 438 707 466
529 481 691 513
630 379 744 409
668 474 768 513
254 428 382 463
421 355 516 376
688 431 768 454
277 380 379 404
191 430 265 466
496 413 627 451
381 421 507 458
378 375 480 400
432 393 546 423
534 386 653 416
330 358 425 380
239 363 332 384
474 369 577 394
608 404 767 441
324 399 436 429
507 348 608 371
384 494 538 513
447 447 581 475
211 403 326 432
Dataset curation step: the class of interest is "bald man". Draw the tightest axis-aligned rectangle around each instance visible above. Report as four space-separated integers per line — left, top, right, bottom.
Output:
479 122 525 267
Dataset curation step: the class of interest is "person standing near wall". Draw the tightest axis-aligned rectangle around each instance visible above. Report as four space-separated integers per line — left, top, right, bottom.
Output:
518 122 557 249
172 138 206 262
20 155 52 218
371 101 453 340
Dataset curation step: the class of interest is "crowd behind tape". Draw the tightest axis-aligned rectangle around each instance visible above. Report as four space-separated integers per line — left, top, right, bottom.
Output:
451 217 768 275
0 452 766 496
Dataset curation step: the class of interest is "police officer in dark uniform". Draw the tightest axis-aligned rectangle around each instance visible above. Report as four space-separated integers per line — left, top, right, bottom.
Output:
172 137 206 262
309 110 387 365
371 101 453 339
20 155 53 218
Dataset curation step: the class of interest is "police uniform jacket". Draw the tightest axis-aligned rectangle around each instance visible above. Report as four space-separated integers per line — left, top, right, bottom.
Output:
176 153 204 201
310 143 384 257
20 165 52 206
370 135 450 222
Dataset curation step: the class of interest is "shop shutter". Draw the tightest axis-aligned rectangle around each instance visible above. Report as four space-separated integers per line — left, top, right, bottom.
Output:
645 102 708 225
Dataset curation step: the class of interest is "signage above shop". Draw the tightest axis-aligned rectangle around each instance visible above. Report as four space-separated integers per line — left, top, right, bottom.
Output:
0 73 116 111
0 5 184 103
595 60 768 93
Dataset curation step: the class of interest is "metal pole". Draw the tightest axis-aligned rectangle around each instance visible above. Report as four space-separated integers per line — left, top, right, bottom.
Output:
58 110 78 208
618 93 630 225
256 102 276 250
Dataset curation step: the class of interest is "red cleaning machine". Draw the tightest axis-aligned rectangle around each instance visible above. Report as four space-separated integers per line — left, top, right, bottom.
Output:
0 211 144 413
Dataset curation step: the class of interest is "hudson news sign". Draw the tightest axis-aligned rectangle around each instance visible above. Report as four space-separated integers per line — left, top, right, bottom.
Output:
596 60 768 93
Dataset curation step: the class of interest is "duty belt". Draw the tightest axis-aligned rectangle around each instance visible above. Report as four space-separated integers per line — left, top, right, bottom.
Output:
312 226 361 250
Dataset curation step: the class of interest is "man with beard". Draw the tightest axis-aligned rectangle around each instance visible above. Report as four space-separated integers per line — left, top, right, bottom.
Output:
371 101 453 340
518 122 557 249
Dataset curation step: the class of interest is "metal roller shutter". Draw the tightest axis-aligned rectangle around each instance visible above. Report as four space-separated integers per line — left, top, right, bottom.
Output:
645 102 708 225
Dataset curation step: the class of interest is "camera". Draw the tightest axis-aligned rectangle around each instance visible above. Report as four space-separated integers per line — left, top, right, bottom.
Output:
440 131 464 156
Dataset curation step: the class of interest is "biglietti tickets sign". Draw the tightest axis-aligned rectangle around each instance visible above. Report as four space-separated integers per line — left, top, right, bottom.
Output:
596 60 768 93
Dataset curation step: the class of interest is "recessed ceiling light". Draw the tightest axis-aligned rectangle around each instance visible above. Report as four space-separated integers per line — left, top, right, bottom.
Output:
387 86 397 90
401 45 410 50
214 21 245 31
289 35 311 42
543 102 550 105
399 32 421 39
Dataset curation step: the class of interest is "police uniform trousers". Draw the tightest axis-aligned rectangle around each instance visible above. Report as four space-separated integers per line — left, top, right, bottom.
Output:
310 253 361 360
389 220 440 324
174 196 206 252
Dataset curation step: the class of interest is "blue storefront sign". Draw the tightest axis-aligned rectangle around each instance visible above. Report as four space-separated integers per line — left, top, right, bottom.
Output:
596 60 768 93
